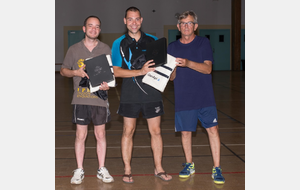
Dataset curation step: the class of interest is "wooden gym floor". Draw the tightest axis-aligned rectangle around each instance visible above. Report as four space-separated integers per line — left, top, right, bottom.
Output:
55 71 245 190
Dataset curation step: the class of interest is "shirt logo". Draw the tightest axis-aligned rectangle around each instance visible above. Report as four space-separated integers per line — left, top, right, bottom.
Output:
77 59 85 68
147 73 160 81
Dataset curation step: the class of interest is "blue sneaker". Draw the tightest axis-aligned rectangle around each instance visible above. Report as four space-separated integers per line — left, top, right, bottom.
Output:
212 167 225 184
179 162 195 178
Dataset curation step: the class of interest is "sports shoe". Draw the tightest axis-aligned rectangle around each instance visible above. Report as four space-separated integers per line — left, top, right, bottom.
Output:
212 167 225 184
71 168 84 184
97 166 114 183
179 162 195 178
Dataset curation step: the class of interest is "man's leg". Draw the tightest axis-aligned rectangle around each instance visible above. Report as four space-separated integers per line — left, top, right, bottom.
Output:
206 125 225 184
121 117 137 183
95 124 114 183
206 125 221 167
174 110 197 178
147 116 172 181
94 124 106 168
75 124 88 169
71 105 89 184
181 131 193 163
178 131 195 178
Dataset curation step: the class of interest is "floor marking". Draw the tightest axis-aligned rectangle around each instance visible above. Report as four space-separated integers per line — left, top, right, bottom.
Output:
55 127 245 133
55 144 245 149
221 142 245 163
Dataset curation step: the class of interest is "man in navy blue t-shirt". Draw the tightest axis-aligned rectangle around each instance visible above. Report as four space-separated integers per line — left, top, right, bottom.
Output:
168 10 225 185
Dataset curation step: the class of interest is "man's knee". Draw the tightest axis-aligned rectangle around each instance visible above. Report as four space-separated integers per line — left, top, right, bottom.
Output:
76 132 87 141
181 131 192 138
206 125 219 135
122 125 136 138
76 125 88 141
95 130 106 140
149 126 161 136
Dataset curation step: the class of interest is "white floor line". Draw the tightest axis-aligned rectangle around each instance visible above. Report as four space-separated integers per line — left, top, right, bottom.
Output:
55 127 244 133
55 144 245 149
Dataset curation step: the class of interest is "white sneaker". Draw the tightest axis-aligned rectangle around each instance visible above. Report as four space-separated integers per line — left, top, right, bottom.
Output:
71 168 84 184
97 167 114 183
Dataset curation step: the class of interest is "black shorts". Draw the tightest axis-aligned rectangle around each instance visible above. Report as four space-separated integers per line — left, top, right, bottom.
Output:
117 101 164 119
72 105 111 125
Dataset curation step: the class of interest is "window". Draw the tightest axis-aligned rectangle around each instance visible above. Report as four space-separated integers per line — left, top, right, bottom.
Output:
219 35 224 42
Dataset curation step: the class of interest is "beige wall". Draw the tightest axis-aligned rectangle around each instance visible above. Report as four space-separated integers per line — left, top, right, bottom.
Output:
63 26 126 57
56 0 243 63
55 27 156 71
63 26 156 57
54 24 244 71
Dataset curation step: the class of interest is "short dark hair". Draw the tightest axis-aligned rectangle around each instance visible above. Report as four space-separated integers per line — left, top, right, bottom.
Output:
125 6 141 18
83 15 101 26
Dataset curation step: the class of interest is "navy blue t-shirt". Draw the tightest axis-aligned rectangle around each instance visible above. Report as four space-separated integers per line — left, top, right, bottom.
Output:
167 36 216 112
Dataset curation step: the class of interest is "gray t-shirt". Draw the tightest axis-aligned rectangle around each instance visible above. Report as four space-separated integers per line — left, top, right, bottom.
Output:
61 39 111 107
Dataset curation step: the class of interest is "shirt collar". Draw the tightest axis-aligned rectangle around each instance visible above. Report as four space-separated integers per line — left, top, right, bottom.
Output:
125 31 144 43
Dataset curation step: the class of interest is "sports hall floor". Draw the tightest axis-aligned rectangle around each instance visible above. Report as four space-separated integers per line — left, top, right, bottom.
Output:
55 71 245 190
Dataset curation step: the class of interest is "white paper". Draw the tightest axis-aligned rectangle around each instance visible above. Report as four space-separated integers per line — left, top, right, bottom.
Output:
142 54 177 92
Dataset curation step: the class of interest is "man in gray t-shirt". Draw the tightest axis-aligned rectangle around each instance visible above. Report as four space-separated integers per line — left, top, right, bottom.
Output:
60 15 114 184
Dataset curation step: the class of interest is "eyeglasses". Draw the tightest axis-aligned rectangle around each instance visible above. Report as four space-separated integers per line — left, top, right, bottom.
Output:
179 21 195 27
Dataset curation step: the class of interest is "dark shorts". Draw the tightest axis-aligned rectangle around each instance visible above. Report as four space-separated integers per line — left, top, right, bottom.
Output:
117 101 164 119
175 106 218 132
72 104 111 125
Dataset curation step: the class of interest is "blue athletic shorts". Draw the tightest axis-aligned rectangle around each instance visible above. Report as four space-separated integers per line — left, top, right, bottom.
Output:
175 106 218 132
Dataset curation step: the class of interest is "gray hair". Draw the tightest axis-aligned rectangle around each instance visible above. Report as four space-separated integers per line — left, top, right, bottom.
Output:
178 10 198 24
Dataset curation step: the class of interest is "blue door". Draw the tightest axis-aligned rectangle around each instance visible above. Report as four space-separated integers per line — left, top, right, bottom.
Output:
199 29 230 70
168 29 181 44
68 30 85 48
